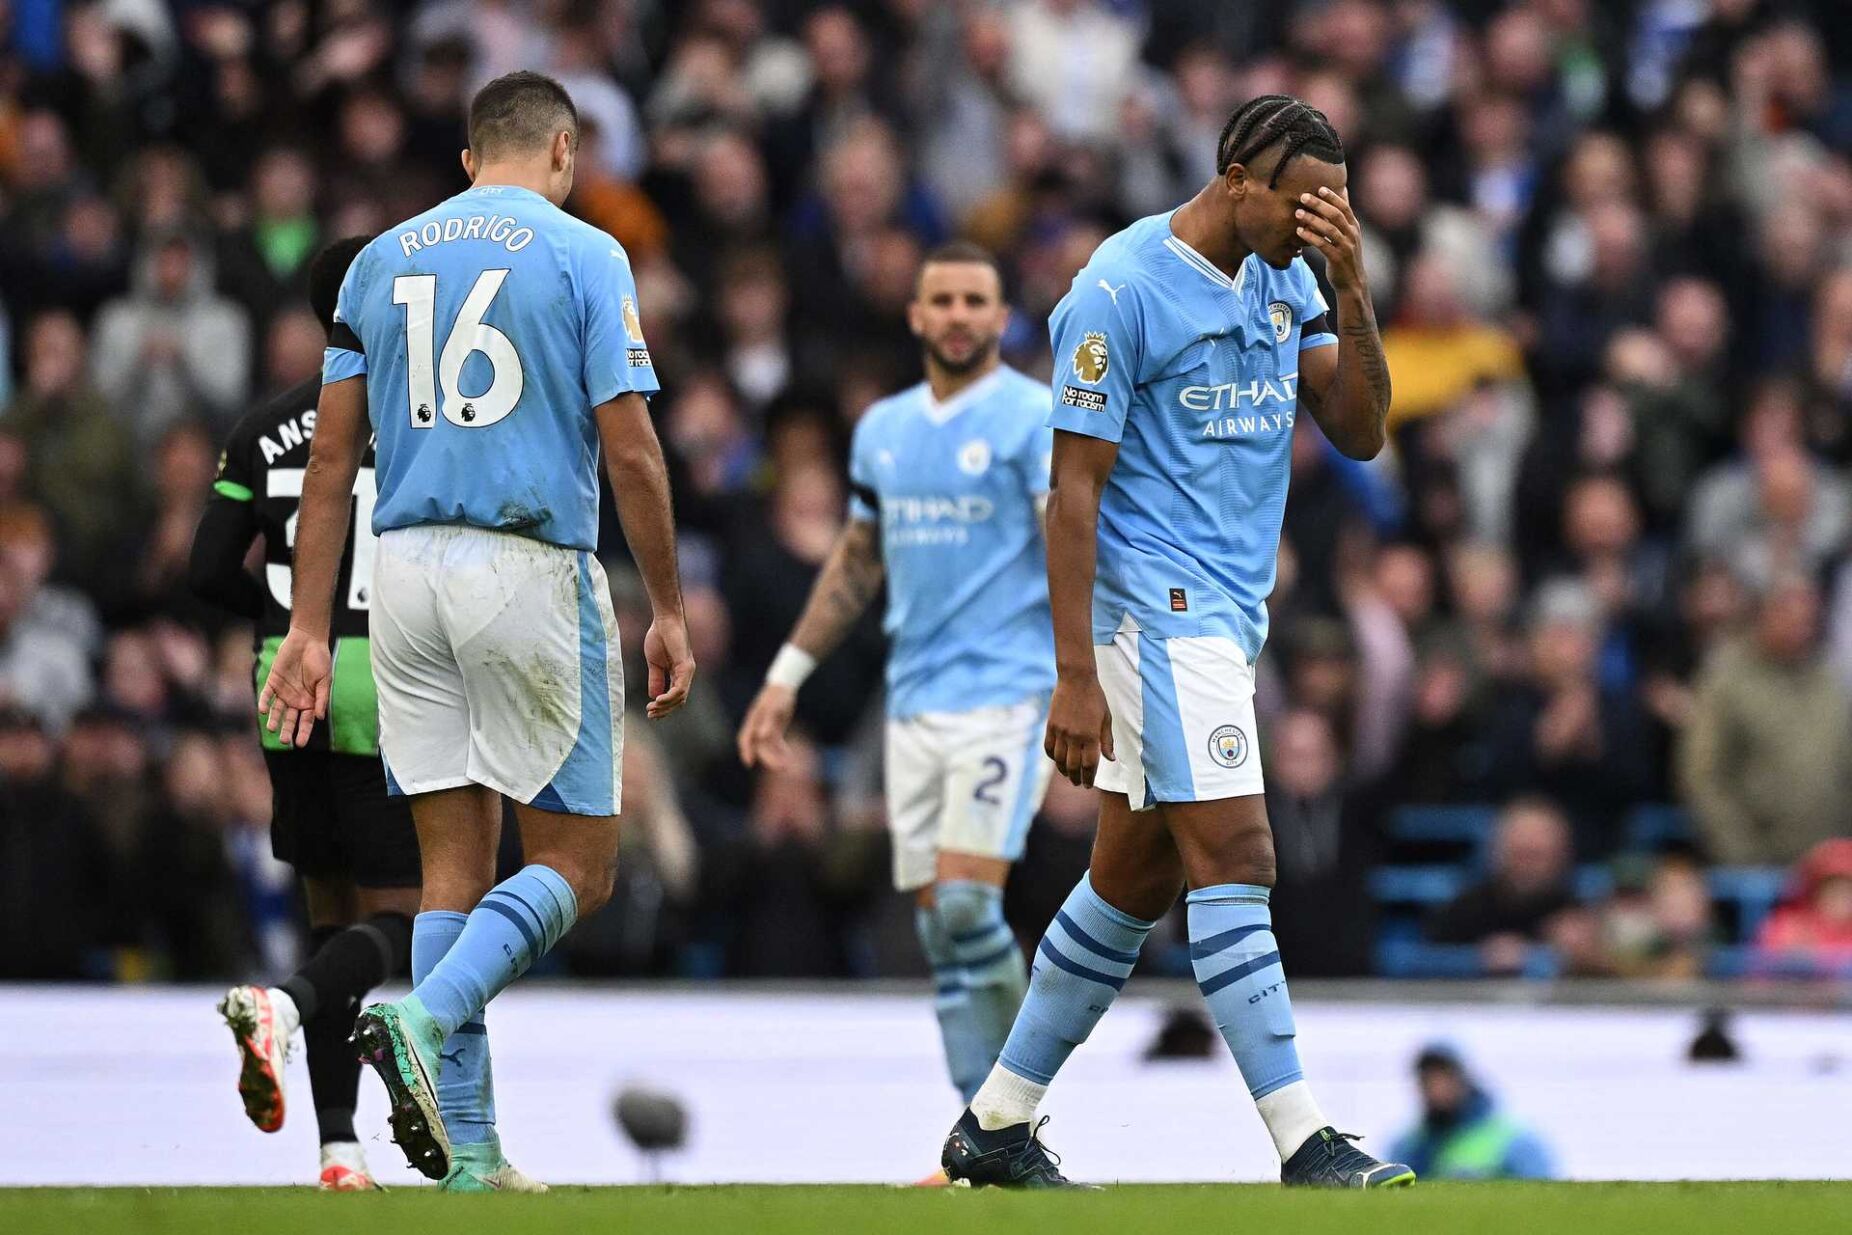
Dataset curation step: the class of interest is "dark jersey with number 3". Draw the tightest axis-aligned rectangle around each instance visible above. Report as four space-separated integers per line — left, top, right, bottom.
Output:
194 376 382 754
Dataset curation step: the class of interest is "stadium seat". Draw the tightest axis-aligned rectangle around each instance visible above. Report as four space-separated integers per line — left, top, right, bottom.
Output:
1385 804 1497 845
1384 805 1496 867
1705 945 1751 980
1572 865 1614 901
1623 804 1694 852
1375 938 1484 978
1707 867 1789 941
1368 865 1469 905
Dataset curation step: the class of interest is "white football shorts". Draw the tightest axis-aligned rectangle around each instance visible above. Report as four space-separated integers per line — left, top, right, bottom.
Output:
371 524 624 815
1092 628 1264 809
885 695 1053 892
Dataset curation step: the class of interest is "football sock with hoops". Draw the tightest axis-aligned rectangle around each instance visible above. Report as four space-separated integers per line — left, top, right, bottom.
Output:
934 881 1028 1086
409 865 577 1039
915 903 992 1102
917 881 1026 1101
412 910 499 1147
1187 883 1329 1157
972 874 1154 1129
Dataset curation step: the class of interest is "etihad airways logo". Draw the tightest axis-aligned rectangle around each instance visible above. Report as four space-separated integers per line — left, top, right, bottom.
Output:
1184 370 1300 440
887 495 994 523
1179 371 1299 413
886 494 995 547
1200 409 1296 440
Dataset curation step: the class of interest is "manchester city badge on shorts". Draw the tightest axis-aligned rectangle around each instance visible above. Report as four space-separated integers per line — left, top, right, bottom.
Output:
1207 723 1248 769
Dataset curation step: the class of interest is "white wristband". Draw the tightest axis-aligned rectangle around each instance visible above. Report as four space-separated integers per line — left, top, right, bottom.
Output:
765 644 817 691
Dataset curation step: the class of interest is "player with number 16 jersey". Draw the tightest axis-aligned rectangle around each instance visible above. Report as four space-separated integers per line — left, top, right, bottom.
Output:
322 164 659 808
269 72 695 1187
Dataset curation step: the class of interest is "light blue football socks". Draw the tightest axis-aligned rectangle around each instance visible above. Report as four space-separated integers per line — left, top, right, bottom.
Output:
1186 883 1301 1096
1188 883 1328 1155
967 875 1154 1129
917 903 990 1102
937 881 1028 1055
411 910 497 1148
969 873 1329 1156
408 865 577 1040
916 881 1028 1102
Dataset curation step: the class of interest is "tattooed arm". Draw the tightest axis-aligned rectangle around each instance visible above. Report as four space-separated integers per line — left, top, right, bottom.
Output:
785 517 885 660
1293 185 1390 461
737 517 884 768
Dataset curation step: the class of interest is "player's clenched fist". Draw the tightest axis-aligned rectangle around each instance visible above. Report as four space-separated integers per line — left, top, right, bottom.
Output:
1294 186 1367 292
1044 673 1114 788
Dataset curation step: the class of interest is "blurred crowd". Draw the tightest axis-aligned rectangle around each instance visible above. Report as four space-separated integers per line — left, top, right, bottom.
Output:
1 0 1849 984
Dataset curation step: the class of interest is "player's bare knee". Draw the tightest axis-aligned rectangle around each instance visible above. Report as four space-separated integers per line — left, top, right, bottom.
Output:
1174 831 1273 891
1089 862 1181 923
1185 835 1275 890
357 884 423 920
576 866 616 916
540 852 615 917
1127 874 1186 922
1229 849 1276 890
421 871 493 914
1229 824 1277 887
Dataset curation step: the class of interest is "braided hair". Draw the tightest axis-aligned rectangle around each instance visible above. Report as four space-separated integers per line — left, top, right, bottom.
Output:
1214 95 1345 188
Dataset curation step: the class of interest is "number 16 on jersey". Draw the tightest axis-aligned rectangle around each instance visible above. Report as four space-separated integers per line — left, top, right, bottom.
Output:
393 270 525 429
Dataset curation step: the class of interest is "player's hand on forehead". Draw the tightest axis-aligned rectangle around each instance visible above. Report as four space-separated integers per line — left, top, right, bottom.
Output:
1295 186 1365 291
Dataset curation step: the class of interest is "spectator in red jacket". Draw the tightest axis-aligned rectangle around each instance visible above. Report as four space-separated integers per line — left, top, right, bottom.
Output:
1753 839 1852 977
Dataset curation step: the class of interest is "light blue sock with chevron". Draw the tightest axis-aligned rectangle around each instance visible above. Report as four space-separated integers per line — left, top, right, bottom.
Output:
1187 883 1304 1095
967 874 1154 1129
1188 883 1330 1156
935 880 1028 1075
410 865 577 1040
915 903 991 1102
411 911 498 1148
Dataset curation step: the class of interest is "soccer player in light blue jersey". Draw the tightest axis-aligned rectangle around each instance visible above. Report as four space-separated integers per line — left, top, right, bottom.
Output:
738 243 1055 1143
941 97 1415 1189
259 72 695 1190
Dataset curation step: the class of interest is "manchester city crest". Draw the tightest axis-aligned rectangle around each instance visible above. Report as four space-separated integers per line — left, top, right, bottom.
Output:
957 438 992 475
1207 723 1248 769
1268 301 1293 343
1072 331 1110 384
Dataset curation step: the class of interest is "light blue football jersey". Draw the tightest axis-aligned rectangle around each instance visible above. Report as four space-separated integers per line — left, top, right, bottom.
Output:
1046 210 1338 660
322 183 660 551
848 366 1056 718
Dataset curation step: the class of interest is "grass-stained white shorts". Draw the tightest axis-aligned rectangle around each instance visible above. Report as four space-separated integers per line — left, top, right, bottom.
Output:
372 524 624 816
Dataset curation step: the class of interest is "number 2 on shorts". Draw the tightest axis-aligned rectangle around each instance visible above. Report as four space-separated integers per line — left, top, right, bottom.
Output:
973 756 1008 805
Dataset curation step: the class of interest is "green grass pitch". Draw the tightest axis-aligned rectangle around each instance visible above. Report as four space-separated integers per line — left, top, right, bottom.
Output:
5 1183 1850 1235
